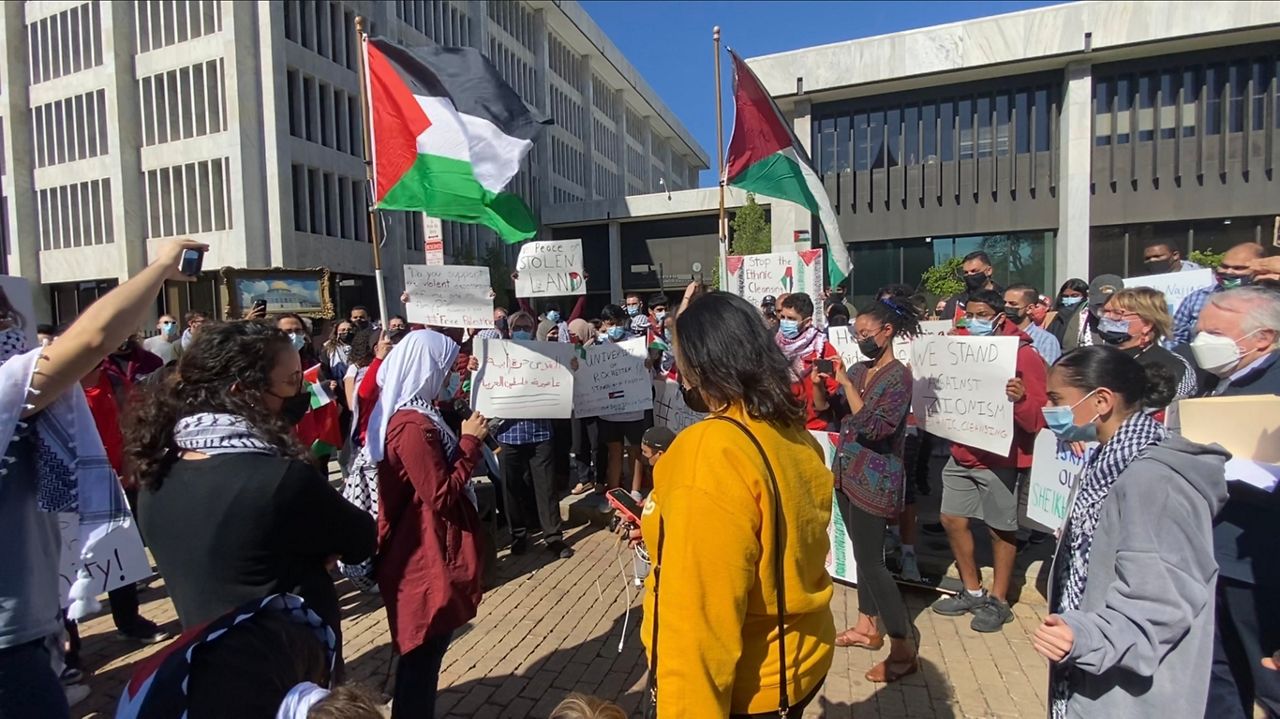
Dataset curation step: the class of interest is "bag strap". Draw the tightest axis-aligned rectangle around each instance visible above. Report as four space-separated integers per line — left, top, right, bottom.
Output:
646 518 666 714
710 415 791 717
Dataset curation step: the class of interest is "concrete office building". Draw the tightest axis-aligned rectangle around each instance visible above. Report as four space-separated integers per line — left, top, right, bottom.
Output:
744 0 1280 301
0 0 706 323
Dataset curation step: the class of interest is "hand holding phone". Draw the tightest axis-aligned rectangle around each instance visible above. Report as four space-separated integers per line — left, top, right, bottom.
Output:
605 488 643 526
178 248 204 277
815 359 834 376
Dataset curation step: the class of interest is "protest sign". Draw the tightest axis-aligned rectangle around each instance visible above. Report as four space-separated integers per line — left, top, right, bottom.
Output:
403 264 493 328
58 515 151 606
653 379 706 433
1123 268 1215 314
1024 430 1096 533
573 338 652 418
828 319 954 370
0 275 38 348
910 334 1019 456
725 250 825 323
515 240 586 297
471 339 575 419
810 431 857 585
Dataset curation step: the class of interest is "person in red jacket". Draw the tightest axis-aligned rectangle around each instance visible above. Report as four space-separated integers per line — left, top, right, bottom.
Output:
364 330 488 719
776 293 840 431
929 289 1047 634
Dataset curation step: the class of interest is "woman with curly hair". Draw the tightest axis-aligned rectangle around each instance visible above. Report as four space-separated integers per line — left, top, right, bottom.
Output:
125 321 376 650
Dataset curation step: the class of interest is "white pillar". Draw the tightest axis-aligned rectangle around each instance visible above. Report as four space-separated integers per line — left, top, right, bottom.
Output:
608 220 623 303
1057 62 1092 285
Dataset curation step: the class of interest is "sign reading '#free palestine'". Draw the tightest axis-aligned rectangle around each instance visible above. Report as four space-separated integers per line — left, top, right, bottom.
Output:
725 250 825 324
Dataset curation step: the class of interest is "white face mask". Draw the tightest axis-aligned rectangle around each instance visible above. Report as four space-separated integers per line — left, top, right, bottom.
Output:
1190 329 1260 378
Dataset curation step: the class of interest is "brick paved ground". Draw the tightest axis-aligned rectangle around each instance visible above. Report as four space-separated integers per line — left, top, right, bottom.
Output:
70 522 1051 718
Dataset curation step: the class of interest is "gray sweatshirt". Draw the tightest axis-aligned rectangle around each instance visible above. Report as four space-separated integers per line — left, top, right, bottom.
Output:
1048 435 1228 719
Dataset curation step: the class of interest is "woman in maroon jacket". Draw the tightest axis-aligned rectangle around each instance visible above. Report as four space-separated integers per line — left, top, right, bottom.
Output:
365 330 489 719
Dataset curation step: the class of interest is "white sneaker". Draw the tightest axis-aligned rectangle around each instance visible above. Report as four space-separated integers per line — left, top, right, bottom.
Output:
900 552 923 583
64 683 90 708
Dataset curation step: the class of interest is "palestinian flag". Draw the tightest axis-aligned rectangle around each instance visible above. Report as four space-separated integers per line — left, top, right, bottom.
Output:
296 365 343 458
725 49 852 286
365 36 548 243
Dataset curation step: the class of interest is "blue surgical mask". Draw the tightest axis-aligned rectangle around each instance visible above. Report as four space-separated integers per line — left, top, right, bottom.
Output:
626 305 640 317
546 310 561 324
1041 390 1100 442
654 310 667 324
779 319 800 339
1060 296 1084 307
607 326 626 341
289 332 306 351
1096 316 1132 345
512 330 533 341
161 321 177 338
966 318 996 336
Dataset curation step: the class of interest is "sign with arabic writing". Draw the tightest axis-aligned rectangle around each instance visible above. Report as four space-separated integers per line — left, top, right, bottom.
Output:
470 339 576 419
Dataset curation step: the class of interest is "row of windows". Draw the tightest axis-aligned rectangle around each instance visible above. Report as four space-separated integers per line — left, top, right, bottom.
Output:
401 210 423 251
813 83 1058 175
624 107 646 145
548 33 584 93
286 68 362 158
31 89 108 169
396 0 472 47
283 0 359 71
144 158 232 238
134 0 222 54
549 84 585 141
593 164 622 200
550 135 585 187
1094 56 1280 145
27 2 103 86
593 118 619 165
140 59 227 147
626 144 647 184
488 38 536 106
291 164 368 243
37 177 113 250
552 186 583 204
487 0 535 52
592 75 620 123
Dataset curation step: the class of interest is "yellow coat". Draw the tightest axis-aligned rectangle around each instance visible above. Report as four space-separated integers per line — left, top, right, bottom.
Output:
640 405 835 718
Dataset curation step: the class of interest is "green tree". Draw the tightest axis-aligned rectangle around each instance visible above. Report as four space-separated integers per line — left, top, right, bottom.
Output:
921 257 964 298
482 242 513 310
1189 247 1225 269
730 193 771 256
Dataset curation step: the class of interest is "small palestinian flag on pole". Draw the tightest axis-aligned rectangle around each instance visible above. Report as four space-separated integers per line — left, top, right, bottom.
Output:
363 36 549 243
296 365 343 459
725 49 852 287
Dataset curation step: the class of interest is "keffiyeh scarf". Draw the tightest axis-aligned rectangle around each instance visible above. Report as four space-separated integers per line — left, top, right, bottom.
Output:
775 325 826 382
172 413 277 455
0 328 132 619
1050 412 1166 718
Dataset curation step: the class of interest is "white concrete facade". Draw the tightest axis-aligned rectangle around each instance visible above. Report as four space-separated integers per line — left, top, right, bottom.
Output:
0 0 707 322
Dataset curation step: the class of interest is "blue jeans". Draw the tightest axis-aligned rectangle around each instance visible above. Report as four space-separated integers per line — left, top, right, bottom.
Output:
0 639 68 719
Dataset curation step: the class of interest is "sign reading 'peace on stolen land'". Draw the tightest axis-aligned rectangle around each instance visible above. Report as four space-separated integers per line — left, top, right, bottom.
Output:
515 240 586 298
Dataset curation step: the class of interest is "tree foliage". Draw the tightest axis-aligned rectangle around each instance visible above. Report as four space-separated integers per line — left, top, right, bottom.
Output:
730 193 771 257
921 257 965 298
1189 247 1225 269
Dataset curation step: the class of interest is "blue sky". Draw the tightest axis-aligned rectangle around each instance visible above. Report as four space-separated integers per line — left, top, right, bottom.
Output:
579 0 1067 187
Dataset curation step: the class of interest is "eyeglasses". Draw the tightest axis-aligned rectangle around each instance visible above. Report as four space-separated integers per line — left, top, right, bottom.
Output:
853 325 887 341
1101 309 1140 321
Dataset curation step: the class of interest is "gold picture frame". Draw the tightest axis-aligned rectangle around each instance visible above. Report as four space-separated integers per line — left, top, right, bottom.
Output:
219 267 335 320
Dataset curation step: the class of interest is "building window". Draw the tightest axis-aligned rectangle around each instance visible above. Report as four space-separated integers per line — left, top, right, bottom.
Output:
37 177 113 250
139 59 227 146
32 89 108 168
135 0 222 54
144 158 231 238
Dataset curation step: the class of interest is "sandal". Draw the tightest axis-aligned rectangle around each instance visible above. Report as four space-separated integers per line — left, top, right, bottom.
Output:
834 627 884 650
570 482 594 495
865 656 919 683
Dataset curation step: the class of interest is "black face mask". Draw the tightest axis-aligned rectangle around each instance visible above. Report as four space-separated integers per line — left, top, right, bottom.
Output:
1098 329 1131 346
495 317 508 335
337 332 352 343
1144 259 1172 274
857 336 886 360
277 390 310 425
1004 308 1023 324
680 384 710 414
963 273 989 292
352 318 370 328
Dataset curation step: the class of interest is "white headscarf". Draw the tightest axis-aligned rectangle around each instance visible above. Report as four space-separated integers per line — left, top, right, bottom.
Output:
366 329 459 463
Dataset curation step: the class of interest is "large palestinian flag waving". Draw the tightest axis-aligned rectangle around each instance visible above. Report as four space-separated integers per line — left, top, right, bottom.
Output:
725 50 851 286
365 37 548 243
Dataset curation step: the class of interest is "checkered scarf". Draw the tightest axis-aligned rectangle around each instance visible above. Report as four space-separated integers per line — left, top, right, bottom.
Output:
1051 411 1166 718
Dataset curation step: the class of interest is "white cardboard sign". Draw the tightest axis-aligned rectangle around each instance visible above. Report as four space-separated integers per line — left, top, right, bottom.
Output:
403 264 493 329
1025 430 1097 532
515 240 586 298
470 338 575 419
910 334 1019 456
725 250 825 324
810 430 857 585
58 514 151 607
653 379 706 433
572 338 652 418
1123 268 1215 314
828 319 956 369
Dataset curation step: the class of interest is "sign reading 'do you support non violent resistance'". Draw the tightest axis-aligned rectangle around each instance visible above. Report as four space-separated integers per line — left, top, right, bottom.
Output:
403 264 493 329
910 334 1019 456
653 379 707 433
572 338 652 418
1024 430 1097 533
470 338 575 419
514 240 586 298
1123 268 1215 315
58 514 152 607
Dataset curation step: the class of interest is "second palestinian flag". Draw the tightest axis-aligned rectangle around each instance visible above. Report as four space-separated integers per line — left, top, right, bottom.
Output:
366 37 548 243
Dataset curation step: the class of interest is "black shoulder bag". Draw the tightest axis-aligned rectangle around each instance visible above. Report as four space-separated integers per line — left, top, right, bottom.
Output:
646 416 791 719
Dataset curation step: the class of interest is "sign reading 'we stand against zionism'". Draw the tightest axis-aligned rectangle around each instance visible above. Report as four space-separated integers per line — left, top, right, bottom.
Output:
910 334 1019 456
515 240 586 298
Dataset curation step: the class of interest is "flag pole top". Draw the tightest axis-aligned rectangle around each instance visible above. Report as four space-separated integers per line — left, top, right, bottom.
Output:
355 15 365 33
713 26 720 40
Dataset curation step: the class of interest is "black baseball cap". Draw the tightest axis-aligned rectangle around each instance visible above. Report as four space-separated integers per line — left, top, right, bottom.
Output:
760 295 777 308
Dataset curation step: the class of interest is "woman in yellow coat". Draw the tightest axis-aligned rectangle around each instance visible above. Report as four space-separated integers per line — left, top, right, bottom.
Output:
640 288 835 718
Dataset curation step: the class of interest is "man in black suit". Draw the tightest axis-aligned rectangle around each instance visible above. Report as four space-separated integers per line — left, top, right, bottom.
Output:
1193 286 1280 719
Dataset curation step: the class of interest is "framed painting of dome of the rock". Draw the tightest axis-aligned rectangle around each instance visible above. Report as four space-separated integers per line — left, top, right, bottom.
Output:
219 267 334 320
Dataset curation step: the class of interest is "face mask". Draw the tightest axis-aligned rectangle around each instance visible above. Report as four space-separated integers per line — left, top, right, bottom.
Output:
1004 308 1023 324
779 319 801 339
597 331 609 343
1028 304 1048 323
1218 274 1252 290
352 318 369 328
337 332 352 343
275 387 310 425
967 317 996 336
1041 390 1100 442
161 322 177 338
1190 330 1259 377
546 311 561 324
607 326 626 341
963 273 989 291
1060 295 1084 308
654 310 667 324
511 330 533 341
857 336 885 360
495 317 508 334
1144 259 1172 274
289 332 306 351
680 384 710 413
1096 316 1132 345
